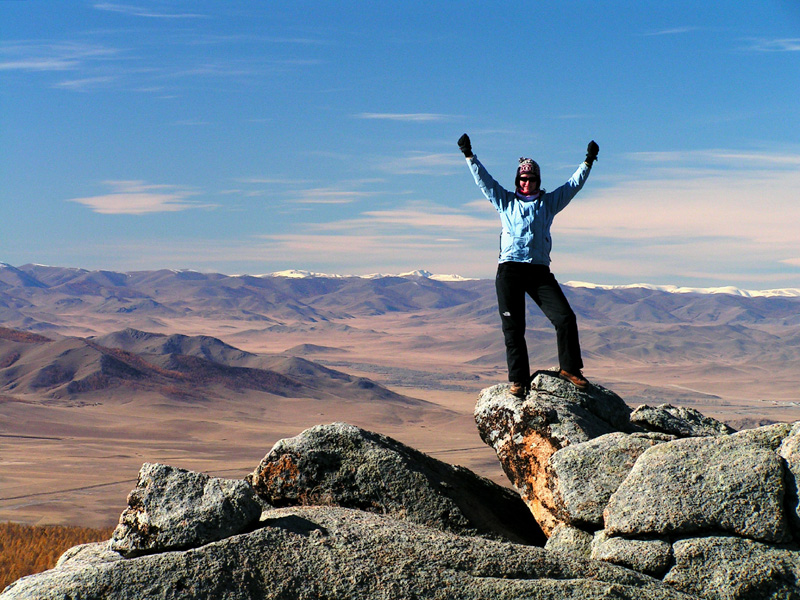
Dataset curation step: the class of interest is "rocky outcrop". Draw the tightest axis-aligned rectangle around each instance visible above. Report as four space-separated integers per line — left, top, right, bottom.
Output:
246 422 544 545
111 462 264 557
475 372 800 599
474 370 635 534
2 506 697 600
1 423 695 600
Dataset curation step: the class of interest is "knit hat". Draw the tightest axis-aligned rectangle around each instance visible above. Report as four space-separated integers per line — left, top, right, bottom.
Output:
516 157 540 188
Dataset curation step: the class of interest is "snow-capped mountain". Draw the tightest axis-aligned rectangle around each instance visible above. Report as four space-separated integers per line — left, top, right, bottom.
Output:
565 281 800 299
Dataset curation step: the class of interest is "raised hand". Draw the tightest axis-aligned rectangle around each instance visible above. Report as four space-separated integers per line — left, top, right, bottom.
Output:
586 140 599 165
458 133 473 158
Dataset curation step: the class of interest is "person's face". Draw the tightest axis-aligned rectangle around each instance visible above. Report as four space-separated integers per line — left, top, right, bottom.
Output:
518 174 538 194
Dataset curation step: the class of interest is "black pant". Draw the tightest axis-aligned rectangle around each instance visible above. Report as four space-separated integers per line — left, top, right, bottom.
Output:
495 262 583 383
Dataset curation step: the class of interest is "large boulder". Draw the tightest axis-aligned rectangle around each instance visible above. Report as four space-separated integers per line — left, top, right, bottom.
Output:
663 536 800 599
549 432 668 527
246 422 544 545
630 404 735 438
110 462 263 557
474 371 633 534
604 433 791 543
1 505 701 600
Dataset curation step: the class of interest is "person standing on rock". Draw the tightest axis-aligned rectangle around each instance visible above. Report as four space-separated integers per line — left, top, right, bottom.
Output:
458 133 598 396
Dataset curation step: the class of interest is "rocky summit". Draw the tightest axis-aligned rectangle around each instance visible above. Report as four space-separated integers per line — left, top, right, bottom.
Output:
476 371 800 597
3 375 800 599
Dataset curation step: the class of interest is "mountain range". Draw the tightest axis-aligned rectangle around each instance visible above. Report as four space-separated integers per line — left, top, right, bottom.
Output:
3 262 799 325
2 262 799 412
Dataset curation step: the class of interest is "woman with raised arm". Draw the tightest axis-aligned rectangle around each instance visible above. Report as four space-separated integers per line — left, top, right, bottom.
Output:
458 133 599 396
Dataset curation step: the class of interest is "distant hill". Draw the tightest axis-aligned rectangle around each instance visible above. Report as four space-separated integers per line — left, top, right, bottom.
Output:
0 326 433 407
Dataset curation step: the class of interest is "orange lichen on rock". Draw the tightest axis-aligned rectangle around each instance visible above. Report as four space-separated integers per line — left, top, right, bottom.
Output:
496 430 562 535
249 453 309 506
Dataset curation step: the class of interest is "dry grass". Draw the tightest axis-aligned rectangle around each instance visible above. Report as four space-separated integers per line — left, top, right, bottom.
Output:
0 522 114 590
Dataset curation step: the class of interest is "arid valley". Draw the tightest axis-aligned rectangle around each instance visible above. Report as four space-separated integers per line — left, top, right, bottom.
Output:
2 263 799 529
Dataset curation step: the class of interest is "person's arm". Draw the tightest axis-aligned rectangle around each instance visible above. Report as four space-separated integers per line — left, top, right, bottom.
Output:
548 140 599 214
458 133 511 211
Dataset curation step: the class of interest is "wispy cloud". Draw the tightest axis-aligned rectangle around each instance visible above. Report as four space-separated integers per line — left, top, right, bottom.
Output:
355 113 453 122
93 2 207 19
68 181 213 214
381 152 464 175
747 38 800 52
317 204 496 232
547 149 800 284
641 26 698 37
244 200 498 274
0 41 118 72
628 149 800 168
52 76 118 91
235 177 300 185
292 188 374 205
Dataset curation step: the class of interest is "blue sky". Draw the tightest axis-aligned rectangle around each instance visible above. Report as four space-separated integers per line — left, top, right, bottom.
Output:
2 1 799 288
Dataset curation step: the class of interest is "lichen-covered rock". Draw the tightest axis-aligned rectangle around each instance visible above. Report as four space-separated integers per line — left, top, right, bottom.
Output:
110 463 263 557
591 531 672 578
604 435 791 543
0 506 702 600
247 422 544 545
780 423 800 536
630 404 735 437
544 523 594 558
474 371 633 534
733 421 795 451
549 432 664 527
663 536 800 600
56 542 122 568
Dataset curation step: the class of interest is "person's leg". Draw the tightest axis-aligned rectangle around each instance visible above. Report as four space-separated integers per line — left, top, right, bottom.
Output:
529 269 583 375
495 262 530 386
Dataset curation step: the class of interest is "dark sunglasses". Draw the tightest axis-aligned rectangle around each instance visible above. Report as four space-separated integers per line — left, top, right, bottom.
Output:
518 176 536 182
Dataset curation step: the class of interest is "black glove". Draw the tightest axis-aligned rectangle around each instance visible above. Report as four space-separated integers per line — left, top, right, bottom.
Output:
458 133 473 158
585 140 599 166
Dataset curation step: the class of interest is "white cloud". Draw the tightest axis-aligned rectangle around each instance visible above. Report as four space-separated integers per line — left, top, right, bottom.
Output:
0 42 118 72
293 188 373 204
629 149 800 168
295 200 496 234
381 152 465 175
747 38 800 52
546 148 800 285
68 181 212 214
641 27 698 36
93 2 207 18
355 113 453 122
53 76 117 90
235 177 301 185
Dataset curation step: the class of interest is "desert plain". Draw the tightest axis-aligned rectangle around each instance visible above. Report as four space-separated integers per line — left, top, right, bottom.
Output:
1 265 799 528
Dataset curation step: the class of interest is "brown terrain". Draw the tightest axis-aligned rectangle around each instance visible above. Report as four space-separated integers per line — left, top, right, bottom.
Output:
1 264 799 528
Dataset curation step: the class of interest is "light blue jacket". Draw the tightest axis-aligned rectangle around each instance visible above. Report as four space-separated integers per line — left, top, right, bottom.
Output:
467 155 591 265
